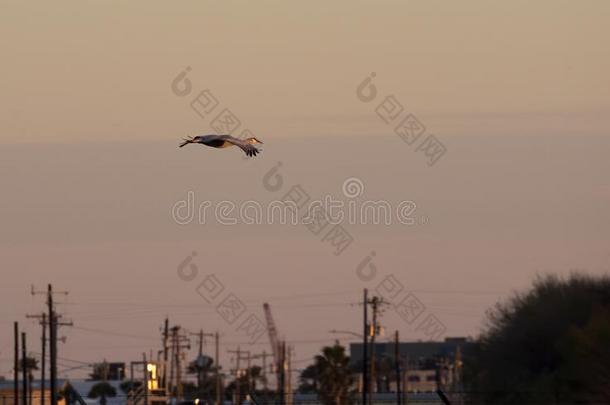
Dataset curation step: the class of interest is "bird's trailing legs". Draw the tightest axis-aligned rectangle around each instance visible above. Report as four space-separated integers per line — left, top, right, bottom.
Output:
179 136 194 148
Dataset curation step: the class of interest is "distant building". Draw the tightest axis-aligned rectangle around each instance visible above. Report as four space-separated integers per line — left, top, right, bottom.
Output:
349 337 476 393
66 379 124 405
89 363 126 381
0 381 66 405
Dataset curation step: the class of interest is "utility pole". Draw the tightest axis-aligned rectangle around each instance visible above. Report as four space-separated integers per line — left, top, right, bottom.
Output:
229 347 255 405
162 318 169 393
215 332 220 405
169 328 175 398
168 326 189 401
250 352 269 392
14 322 19 405
246 351 252 394
403 354 409 405
236 347 241 405
175 331 183 401
278 341 286 405
395 330 402 405
32 284 69 405
26 313 46 405
143 353 149 405
286 346 292 405
190 329 218 401
47 285 55 405
228 347 241 405
362 289 368 405
190 330 205 396
262 351 267 392
369 298 376 405
367 295 386 405
40 315 46 405
21 333 27 405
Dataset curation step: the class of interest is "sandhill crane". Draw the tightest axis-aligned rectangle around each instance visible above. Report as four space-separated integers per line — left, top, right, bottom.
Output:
179 134 263 157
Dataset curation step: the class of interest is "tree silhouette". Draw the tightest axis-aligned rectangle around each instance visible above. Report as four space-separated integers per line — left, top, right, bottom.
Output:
298 362 322 393
301 342 354 405
88 382 117 405
465 273 610 404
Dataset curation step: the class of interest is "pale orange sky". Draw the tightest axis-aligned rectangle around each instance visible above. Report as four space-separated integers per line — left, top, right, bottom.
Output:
1 1 609 380
2 1 609 143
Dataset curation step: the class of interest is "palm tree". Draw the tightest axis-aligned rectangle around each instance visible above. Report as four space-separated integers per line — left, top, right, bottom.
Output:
311 342 354 405
88 382 117 405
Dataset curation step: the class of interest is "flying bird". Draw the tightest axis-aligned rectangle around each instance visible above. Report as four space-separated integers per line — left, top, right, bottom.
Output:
179 134 263 157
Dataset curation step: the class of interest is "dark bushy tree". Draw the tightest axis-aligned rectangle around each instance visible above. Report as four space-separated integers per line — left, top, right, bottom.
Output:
298 362 322 393
465 273 610 404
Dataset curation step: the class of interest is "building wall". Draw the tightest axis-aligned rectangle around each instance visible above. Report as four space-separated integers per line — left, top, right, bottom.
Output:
0 389 65 405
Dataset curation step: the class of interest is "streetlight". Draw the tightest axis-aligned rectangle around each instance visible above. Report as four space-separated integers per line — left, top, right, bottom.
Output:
328 330 364 339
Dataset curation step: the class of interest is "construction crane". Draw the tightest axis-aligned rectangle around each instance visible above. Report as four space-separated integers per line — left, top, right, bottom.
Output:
263 303 293 405
263 303 281 375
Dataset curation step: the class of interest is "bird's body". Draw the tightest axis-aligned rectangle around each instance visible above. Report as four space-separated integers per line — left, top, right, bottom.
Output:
179 134 263 157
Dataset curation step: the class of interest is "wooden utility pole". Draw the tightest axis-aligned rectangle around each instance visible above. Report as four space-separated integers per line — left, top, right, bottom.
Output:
250 352 269 392
21 333 27 405
190 329 218 401
14 322 18 405
262 351 267 392
30 284 71 405
191 330 205 395
246 351 252 393
367 295 386 405
40 315 46 405
229 347 254 402
370 298 376 405
47 285 56 405
286 346 292 405
175 345 182 400
175 333 183 401
25 313 47 405
215 332 220 405
167 325 189 400
162 318 169 393
395 330 402 405
233 347 241 405
143 353 149 405
168 328 175 397
278 342 285 405
362 289 368 405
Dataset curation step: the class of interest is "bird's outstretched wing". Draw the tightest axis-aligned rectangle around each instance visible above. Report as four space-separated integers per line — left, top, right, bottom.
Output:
223 135 261 157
